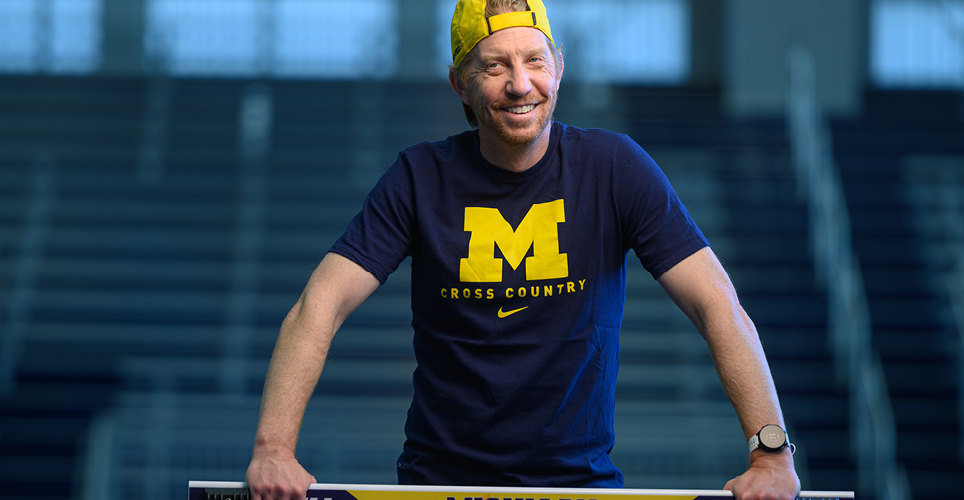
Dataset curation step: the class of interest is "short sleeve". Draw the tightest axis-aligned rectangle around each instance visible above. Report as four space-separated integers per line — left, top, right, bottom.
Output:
612 135 709 278
329 155 415 284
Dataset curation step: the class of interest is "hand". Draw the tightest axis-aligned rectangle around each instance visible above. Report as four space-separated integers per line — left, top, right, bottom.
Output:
246 447 317 500
724 449 800 500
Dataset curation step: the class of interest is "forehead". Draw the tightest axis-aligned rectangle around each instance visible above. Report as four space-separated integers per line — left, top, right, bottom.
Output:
473 26 553 59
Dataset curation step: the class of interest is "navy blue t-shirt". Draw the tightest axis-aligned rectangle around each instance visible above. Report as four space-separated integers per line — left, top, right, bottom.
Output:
330 122 708 487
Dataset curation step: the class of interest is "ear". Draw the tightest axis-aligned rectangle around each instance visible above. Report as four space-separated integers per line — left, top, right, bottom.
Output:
449 68 471 106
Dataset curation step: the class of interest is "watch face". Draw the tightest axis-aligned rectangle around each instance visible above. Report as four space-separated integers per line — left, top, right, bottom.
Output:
760 425 786 449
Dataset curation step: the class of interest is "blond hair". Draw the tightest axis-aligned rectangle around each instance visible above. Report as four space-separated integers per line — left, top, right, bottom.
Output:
485 0 530 17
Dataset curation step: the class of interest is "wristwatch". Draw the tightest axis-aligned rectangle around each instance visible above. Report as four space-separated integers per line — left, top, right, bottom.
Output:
748 424 789 454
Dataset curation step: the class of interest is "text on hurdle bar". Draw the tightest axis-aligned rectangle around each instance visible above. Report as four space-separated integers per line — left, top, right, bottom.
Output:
188 481 855 500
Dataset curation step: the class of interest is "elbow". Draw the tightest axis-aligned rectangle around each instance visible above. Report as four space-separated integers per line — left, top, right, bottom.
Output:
279 292 340 348
282 296 307 330
694 295 757 342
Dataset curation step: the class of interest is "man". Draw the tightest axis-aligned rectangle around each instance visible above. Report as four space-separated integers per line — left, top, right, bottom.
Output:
246 0 800 499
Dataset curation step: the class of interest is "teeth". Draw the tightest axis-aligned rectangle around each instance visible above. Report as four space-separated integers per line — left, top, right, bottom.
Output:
506 104 536 114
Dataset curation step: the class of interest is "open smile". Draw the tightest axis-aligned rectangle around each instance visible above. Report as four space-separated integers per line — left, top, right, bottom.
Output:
502 103 537 115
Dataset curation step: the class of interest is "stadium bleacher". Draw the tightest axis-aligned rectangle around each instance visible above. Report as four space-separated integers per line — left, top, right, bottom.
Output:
0 74 962 500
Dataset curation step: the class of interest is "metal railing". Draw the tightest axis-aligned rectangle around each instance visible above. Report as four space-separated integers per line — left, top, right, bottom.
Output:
0 152 56 396
220 82 273 395
903 154 964 467
786 44 910 500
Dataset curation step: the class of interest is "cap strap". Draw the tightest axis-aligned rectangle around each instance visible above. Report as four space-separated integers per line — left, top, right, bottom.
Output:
486 11 538 35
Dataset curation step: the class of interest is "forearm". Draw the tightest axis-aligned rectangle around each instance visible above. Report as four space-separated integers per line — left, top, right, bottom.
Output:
701 304 798 474
251 253 380 457
701 302 785 439
245 293 341 500
252 299 334 456
659 250 798 497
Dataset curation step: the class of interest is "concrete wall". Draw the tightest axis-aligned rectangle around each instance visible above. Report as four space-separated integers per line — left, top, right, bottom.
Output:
722 0 868 118
100 0 145 75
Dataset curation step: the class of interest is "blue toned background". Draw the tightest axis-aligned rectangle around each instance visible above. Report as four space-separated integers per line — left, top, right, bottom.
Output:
1 1 963 499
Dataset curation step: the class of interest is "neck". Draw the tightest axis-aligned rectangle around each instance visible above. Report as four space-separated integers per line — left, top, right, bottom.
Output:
478 124 552 173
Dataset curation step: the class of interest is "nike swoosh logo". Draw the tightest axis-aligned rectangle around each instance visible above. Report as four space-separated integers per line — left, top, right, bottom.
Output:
497 306 529 318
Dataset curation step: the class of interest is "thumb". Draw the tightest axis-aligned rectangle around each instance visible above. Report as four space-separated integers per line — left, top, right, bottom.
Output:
723 477 738 492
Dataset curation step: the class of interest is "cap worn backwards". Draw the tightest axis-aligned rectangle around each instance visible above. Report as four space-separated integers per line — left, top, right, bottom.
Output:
450 0 555 68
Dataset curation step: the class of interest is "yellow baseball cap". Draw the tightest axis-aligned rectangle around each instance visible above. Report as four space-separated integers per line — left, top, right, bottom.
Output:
450 0 555 68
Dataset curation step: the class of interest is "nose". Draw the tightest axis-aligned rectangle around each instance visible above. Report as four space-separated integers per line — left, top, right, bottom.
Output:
506 67 532 97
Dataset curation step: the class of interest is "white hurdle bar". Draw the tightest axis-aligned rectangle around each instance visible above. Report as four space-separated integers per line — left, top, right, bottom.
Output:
189 481 855 500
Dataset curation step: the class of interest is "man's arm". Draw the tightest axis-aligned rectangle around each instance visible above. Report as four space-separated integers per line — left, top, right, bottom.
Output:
656 247 800 500
246 252 381 500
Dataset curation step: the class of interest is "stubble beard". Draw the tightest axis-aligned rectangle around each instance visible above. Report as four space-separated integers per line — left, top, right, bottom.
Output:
475 91 557 148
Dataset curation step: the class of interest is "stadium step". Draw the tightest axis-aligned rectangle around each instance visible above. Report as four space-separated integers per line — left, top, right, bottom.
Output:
833 89 964 500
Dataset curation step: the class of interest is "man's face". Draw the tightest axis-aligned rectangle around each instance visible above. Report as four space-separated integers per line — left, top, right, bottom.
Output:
458 27 563 147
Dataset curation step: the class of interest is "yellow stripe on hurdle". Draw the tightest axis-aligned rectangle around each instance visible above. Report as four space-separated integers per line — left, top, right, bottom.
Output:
342 489 703 500
309 483 722 500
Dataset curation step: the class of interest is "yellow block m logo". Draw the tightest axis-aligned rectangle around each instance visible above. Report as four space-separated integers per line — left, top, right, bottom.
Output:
460 199 568 282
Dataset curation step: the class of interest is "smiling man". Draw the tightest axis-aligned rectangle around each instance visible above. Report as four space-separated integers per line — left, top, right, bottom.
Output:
245 1 800 499
450 9 562 171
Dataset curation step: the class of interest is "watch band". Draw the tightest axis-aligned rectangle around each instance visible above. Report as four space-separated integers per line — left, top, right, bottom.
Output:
748 424 793 454
748 433 763 454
